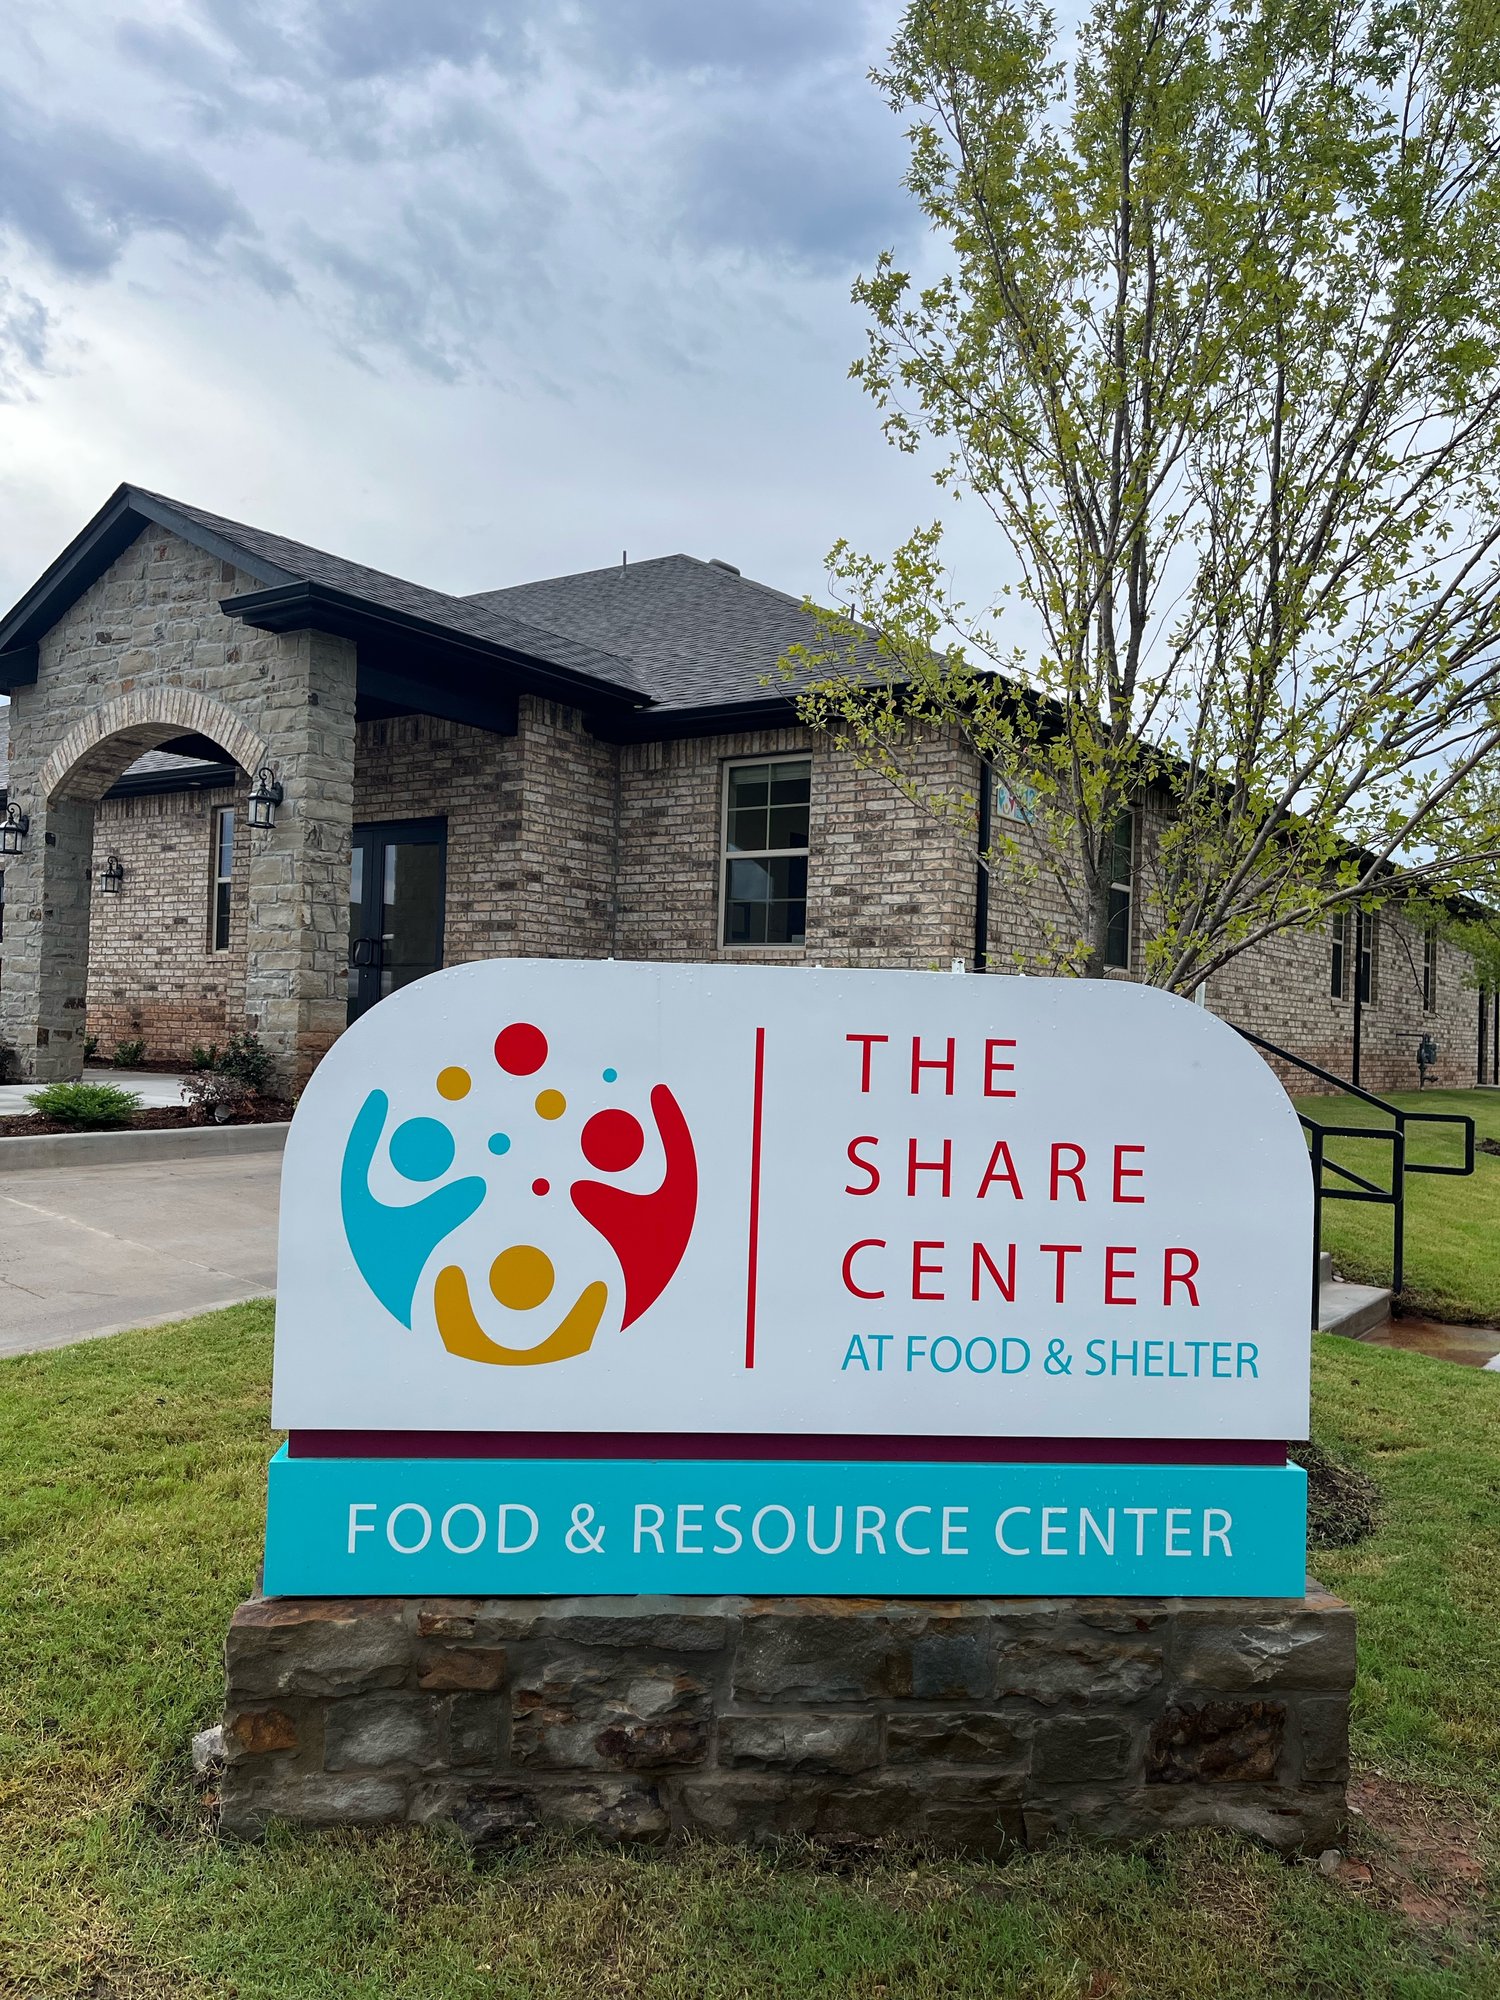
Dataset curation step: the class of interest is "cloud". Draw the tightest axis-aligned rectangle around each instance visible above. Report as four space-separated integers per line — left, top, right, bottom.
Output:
0 281 53 399
118 0 524 97
559 0 870 81
675 74 910 270
122 0 869 97
0 82 252 278
0 0 911 395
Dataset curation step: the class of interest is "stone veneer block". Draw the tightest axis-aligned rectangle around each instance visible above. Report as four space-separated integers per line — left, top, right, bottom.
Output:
221 1588 1353 1853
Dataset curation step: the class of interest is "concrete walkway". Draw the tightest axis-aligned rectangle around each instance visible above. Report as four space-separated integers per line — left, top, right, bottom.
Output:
0 1150 279 1355
0 1067 190 1115
1363 1315 1500 1370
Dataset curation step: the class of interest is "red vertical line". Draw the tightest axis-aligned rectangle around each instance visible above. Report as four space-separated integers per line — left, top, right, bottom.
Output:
744 1025 766 1368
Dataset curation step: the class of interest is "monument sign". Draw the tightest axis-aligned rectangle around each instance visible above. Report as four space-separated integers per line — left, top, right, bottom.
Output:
263 961 1311 1597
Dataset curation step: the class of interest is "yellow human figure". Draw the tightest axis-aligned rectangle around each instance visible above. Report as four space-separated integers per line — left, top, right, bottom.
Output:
433 1243 608 1367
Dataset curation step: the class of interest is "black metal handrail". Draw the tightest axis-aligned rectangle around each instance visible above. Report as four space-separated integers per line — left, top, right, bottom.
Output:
1232 1029 1475 1327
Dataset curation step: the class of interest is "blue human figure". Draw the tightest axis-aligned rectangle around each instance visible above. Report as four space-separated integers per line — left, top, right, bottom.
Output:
340 1090 487 1328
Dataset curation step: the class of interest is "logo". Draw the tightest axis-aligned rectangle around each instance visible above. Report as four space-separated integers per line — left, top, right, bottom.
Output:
339 1019 698 1367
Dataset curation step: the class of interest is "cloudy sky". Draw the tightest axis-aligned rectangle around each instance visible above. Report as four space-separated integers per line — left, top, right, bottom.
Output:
0 0 991 617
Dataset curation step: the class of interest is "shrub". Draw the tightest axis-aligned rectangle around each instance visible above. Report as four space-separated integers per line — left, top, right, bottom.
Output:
0 1040 18 1085
83 1034 99 1062
189 1044 221 1071
218 1032 275 1095
180 1072 256 1124
25 1081 143 1129
112 1039 146 1068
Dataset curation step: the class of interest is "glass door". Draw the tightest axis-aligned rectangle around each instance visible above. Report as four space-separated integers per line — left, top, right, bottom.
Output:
348 818 447 1023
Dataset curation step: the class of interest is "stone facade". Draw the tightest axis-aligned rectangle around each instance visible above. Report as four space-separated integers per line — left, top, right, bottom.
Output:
220 1586 1353 1853
0 527 354 1085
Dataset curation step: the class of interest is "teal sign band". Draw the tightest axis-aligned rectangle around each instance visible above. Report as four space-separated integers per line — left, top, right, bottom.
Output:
263 1448 1307 1599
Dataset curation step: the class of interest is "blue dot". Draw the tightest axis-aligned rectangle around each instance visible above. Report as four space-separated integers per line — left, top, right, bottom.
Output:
389 1116 455 1183
602 1068 618 1083
487 1132 511 1156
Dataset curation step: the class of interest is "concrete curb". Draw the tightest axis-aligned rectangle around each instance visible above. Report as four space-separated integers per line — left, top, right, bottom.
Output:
0 1121 290 1173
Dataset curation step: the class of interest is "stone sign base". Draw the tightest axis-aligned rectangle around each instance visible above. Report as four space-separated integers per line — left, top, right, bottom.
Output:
219 1586 1353 1853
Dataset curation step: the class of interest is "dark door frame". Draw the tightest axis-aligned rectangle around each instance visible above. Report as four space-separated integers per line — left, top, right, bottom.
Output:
348 815 448 1023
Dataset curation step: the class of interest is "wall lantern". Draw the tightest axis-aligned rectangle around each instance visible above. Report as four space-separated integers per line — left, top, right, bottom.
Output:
97 854 124 896
247 766 284 831
0 804 29 856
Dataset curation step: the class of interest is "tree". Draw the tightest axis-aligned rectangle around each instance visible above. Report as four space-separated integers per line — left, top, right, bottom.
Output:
790 0 1500 989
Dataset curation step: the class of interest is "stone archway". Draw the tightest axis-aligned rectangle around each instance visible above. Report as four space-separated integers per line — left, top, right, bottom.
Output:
2 692 278 1081
1 534 357 1088
39 688 271 805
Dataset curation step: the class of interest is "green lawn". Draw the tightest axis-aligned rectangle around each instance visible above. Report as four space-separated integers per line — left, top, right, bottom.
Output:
1 1304 1497 1997
1292 1089 1500 1324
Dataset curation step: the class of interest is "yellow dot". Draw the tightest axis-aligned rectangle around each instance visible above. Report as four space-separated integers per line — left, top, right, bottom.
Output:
535 1088 567 1120
436 1067 471 1101
490 1244 555 1312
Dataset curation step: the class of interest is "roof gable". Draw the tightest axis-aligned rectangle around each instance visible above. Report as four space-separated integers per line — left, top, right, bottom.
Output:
0 486 647 706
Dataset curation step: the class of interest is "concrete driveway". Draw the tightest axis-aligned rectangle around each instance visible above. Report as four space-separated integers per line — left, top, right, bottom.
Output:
0 1150 280 1356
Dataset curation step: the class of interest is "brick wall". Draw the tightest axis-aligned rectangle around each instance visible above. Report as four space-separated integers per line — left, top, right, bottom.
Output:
353 715 523 965
1208 912 1479 1096
350 700 618 968
85 779 249 1058
614 724 977 969
515 699 618 959
978 779 1487 1094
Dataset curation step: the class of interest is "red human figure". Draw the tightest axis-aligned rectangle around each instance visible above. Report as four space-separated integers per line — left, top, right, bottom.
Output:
570 1085 697 1327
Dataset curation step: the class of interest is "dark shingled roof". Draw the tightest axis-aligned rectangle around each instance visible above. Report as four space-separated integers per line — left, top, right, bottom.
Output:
0 488 831 736
468 555 821 712
127 489 649 698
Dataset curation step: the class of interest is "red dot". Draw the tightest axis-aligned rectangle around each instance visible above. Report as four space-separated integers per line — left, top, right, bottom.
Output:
495 1022 548 1075
581 1108 644 1174
532 1177 550 1196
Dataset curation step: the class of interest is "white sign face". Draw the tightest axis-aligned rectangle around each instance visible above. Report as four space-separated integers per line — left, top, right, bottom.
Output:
272 961 1311 1440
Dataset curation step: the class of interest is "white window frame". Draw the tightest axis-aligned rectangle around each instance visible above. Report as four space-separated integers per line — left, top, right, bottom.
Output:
1422 925 1438 1013
211 803 235 953
718 754 812 951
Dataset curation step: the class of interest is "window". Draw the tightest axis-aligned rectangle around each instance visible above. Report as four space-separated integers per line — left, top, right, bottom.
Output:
722 757 810 947
1103 812 1133 969
1357 910 1377 1006
211 805 234 952
1423 926 1438 1013
1331 912 1348 999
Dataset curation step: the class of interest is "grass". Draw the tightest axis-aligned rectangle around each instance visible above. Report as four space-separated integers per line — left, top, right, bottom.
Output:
0 1304 1497 1996
1292 1089 1500 1324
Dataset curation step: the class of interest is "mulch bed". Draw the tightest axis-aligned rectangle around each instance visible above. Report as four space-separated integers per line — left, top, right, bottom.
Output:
0 1102 291 1139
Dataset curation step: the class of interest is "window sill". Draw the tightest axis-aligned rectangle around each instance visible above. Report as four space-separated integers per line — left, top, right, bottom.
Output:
718 944 810 957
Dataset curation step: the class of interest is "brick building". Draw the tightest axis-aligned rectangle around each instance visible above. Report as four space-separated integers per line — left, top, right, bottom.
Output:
0 485 1492 1094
